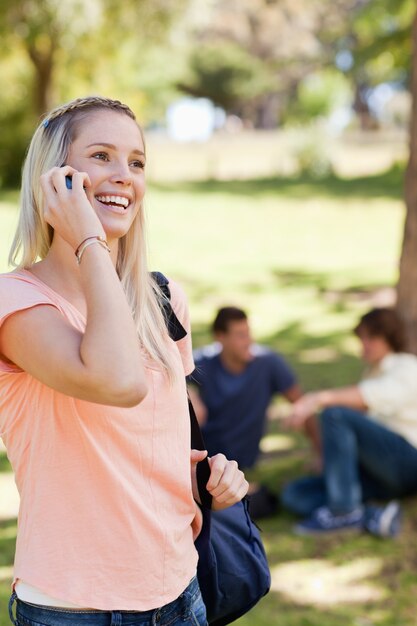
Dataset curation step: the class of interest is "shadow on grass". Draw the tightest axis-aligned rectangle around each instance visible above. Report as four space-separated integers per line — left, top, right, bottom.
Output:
150 163 405 202
271 268 394 299
0 517 16 626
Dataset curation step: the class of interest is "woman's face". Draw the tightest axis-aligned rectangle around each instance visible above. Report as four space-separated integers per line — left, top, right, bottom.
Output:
66 109 146 243
357 330 392 365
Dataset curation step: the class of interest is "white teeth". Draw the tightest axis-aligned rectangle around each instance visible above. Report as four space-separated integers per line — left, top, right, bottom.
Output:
96 195 129 208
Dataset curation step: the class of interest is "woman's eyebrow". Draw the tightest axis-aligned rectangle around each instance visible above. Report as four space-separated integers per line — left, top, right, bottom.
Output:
86 142 145 156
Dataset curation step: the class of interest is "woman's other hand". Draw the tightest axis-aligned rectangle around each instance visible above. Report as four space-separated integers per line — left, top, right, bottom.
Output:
190 450 249 511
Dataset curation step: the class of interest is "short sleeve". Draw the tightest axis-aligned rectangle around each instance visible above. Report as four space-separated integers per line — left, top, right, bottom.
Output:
358 360 417 416
0 274 59 373
269 353 297 394
168 278 195 376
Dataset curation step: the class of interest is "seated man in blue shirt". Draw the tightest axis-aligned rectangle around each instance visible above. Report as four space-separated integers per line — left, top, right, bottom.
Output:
188 306 301 518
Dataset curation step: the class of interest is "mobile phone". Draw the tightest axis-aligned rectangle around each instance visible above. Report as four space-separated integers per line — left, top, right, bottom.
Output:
65 174 86 191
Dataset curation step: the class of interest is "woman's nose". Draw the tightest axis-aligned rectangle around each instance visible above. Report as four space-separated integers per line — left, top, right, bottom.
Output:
109 162 132 184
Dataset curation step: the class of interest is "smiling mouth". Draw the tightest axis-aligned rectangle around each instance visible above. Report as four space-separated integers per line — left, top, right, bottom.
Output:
95 194 130 210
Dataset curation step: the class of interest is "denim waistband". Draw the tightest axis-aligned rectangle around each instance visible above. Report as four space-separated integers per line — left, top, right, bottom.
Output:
9 576 200 625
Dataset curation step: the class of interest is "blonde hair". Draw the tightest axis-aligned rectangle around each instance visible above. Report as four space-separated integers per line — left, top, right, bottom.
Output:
9 96 177 380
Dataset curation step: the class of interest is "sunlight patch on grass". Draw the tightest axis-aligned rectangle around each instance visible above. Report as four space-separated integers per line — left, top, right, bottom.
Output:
0 566 13 583
341 336 361 356
299 346 339 364
259 434 295 453
270 557 387 606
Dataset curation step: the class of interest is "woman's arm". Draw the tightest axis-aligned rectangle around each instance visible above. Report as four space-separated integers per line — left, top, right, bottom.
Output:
1 249 147 406
0 167 148 406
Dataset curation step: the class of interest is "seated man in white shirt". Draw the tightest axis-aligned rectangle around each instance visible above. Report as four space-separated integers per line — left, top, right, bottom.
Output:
282 307 417 537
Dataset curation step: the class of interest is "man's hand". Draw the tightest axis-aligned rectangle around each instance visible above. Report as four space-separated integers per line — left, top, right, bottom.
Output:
284 386 367 431
284 392 322 430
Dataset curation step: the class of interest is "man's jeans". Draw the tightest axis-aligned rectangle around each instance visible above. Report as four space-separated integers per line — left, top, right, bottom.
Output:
282 406 417 516
9 577 207 626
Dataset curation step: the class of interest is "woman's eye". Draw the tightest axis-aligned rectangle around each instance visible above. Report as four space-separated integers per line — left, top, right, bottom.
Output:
92 152 109 161
131 160 145 169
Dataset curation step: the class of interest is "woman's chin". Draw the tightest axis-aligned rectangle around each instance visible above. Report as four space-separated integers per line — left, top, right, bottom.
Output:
97 209 138 243
100 220 133 243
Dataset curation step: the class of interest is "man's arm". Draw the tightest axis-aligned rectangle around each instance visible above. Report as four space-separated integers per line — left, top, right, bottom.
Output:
287 386 367 430
282 383 303 403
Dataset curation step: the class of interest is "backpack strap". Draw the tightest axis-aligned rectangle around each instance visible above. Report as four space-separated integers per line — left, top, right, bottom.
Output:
151 271 213 509
151 271 187 342
188 397 213 510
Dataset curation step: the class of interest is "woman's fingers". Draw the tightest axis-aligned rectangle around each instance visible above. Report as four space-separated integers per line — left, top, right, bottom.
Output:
190 449 208 504
190 449 208 465
207 454 249 509
39 166 103 248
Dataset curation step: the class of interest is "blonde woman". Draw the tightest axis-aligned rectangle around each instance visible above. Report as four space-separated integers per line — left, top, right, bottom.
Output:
0 96 248 626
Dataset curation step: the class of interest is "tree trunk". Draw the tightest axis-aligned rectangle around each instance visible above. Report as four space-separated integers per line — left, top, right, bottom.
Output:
28 44 54 117
396 10 417 353
353 82 378 131
254 92 281 129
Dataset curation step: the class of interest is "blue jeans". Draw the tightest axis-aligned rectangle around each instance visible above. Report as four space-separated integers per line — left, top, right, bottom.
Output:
282 406 417 516
8 577 207 626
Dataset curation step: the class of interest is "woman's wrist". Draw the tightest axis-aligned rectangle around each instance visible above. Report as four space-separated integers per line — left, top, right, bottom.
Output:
75 235 110 265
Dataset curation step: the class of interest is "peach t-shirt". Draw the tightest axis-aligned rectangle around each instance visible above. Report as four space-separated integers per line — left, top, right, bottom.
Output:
0 269 201 610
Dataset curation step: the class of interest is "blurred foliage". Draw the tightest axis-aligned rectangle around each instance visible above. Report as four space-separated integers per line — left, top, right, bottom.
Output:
0 0 188 186
179 0 343 127
350 0 414 83
0 0 415 186
179 0 414 129
0 49 35 187
290 130 334 179
177 41 272 110
337 0 415 128
284 69 352 124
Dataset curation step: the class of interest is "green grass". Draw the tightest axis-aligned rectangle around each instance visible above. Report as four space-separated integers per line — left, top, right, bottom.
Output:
1 164 416 625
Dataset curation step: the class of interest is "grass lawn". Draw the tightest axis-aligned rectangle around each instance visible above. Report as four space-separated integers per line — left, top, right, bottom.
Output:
1 164 416 625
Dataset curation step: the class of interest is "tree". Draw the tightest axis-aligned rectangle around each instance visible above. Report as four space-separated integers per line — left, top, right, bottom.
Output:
0 0 187 118
179 0 380 128
397 7 417 353
178 0 326 127
344 0 414 129
0 0 188 186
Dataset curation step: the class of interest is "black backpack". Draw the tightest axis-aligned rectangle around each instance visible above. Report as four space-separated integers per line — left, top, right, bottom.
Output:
152 271 271 626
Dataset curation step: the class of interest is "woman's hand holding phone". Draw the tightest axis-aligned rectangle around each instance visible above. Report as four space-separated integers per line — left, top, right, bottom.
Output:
65 175 88 191
40 166 105 251
65 175 74 190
